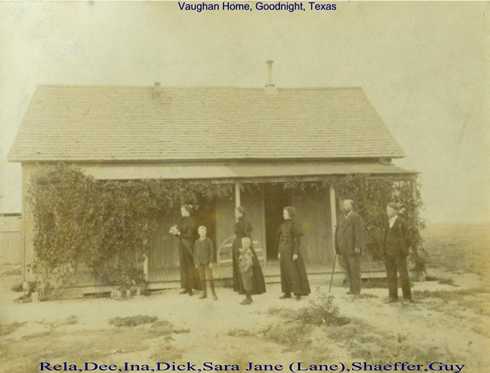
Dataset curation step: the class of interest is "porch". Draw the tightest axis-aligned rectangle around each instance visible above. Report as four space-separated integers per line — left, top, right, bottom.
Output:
76 159 416 294
21 159 416 297
72 261 385 296
145 261 388 291
143 226 387 291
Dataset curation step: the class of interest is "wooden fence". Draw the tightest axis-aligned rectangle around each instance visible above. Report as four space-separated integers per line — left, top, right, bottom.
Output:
0 214 23 264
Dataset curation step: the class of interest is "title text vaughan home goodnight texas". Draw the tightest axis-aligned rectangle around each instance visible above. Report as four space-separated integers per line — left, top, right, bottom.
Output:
177 2 336 13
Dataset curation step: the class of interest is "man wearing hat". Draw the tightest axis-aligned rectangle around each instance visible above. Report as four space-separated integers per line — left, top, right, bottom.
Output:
383 202 413 302
335 199 366 296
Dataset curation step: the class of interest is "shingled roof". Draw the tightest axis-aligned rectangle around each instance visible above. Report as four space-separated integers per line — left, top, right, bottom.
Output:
8 85 404 162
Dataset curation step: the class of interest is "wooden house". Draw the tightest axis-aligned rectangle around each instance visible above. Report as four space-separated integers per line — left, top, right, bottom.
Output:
8 67 415 289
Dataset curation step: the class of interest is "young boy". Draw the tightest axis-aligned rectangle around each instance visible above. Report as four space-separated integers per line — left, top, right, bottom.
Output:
193 226 217 300
239 237 254 305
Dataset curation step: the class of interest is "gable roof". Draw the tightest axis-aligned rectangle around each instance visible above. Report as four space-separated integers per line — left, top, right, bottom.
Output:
8 85 405 162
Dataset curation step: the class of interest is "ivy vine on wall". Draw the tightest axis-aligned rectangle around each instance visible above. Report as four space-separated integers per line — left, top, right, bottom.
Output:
28 163 424 296
29 163 234 294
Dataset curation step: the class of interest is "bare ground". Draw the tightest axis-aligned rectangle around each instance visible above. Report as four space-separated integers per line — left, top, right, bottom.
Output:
0 224 489 373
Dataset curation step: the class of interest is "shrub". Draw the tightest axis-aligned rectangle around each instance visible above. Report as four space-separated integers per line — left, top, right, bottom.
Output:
262 321 310 347
0 321 26 336
109 315 158 327
293 294 350 326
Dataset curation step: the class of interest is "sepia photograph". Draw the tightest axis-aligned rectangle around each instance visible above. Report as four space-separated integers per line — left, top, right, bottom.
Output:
0 1 488 372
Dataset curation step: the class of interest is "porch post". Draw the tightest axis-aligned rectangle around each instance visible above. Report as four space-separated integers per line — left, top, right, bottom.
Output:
234 182 241 208
411 177 417 201
143 254 149 282
329 185 337 261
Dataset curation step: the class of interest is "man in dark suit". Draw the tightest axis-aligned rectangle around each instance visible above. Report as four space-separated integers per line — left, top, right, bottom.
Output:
383 202 413 303
335 199 366 295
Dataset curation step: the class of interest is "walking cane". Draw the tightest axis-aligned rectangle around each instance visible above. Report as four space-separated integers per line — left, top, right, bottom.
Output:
328 254 337 294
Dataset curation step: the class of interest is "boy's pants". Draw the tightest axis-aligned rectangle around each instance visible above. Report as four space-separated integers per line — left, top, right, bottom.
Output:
198 264 216 296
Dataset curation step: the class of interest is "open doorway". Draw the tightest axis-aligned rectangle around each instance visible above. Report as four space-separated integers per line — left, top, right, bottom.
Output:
194 200 217 245
264 184 291 261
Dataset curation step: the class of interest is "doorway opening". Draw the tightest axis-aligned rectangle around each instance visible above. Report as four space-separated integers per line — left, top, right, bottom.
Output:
264 184 291 261
194 199 217 246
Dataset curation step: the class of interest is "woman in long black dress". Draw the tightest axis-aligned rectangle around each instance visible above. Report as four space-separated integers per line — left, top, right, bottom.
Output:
170 205 200 295
232 206 266 295
277 206 310 300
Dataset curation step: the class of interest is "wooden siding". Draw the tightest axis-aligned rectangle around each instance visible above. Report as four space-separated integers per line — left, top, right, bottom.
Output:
147 211 181 282
292 189 334 265
22 164 35 280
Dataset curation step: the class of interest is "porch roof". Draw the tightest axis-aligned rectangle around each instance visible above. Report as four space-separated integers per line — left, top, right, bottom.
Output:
81 160 416 182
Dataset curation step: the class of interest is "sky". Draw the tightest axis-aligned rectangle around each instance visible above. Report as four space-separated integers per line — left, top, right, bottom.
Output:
0 1 488 223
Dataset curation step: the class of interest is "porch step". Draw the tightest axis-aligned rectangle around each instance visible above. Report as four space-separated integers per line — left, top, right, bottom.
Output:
51 270 390 299
145 270 387 291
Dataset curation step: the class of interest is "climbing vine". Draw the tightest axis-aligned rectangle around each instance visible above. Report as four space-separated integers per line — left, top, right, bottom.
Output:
29 163 424 296
28 163 233 294
282 175 425 266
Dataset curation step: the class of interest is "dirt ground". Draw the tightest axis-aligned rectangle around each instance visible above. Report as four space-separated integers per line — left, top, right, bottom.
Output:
1 224 489 373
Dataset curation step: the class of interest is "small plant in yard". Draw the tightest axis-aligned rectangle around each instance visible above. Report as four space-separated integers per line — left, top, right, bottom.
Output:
267 294 349 327
150 320 174 334
437 277 458 286
366 333 454 365
294 294 351 326
263 295 350 349
52 315 79 328
109 315 158 327
0 321 27 336
262 321 310 347
414 287 490 301
227 328 255 337
413 287 490 317
147 320 190 338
